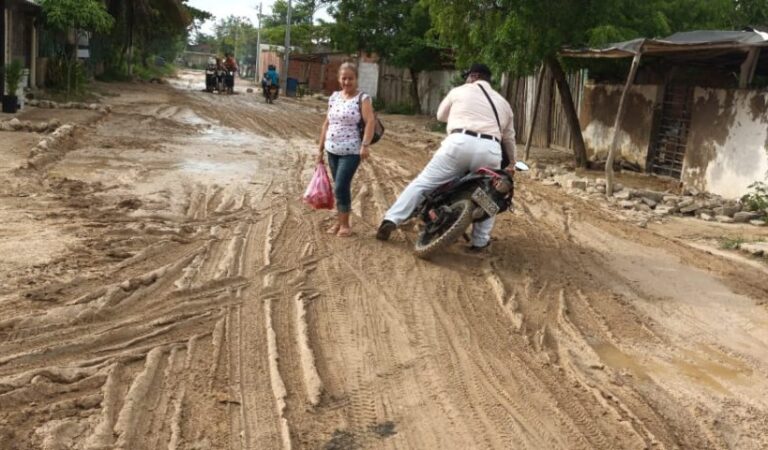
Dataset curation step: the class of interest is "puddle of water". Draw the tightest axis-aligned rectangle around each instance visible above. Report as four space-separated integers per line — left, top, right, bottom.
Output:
176 159 259 178
593 342 652 382
199 126 269 146
594 341 753 395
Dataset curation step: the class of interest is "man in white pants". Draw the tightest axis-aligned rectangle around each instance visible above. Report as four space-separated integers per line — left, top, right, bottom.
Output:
376 63 517 250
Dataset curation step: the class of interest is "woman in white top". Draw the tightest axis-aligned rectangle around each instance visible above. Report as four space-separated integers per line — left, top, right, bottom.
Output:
316 62 377 237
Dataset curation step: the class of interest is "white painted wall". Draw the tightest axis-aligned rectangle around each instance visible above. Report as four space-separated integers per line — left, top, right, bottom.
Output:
580 84 658 168
358 62 378 99
688 88 768 199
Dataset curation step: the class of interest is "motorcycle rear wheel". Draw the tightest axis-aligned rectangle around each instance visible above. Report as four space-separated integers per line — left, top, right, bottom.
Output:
414 199 475 259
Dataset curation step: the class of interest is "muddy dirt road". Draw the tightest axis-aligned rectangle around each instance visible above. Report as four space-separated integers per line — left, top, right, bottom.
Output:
1 71 767 449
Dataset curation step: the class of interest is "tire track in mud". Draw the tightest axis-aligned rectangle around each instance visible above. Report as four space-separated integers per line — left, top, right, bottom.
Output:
4 76 768 449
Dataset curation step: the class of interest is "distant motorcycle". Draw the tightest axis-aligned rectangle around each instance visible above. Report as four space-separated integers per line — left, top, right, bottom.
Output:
215 68 227 94
224 70 236 94
263 84 279 104
205 63 217 93
409 161 529 258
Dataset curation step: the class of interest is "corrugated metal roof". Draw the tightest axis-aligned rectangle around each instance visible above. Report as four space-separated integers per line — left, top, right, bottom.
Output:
562 30 768 58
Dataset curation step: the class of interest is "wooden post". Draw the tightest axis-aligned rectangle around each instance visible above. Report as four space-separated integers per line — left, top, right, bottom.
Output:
546 56 588 168
606 51 642 196
1 0 6 99
739 48 759 88
524 64 546 161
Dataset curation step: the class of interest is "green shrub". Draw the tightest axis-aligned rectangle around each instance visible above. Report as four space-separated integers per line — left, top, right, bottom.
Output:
740 181 768 212
721 236 745 250
383 101 417 115
133 63 176 81
426 120 447 133
4 60 24 95
46 57 88 94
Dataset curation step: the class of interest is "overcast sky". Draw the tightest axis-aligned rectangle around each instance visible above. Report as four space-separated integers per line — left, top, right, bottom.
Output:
187 0 332 34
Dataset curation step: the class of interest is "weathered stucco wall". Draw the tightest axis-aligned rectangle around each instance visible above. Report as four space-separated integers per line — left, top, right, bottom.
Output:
378 64 455 115
580 83 658 168
358 62 379 100
684 88 768 199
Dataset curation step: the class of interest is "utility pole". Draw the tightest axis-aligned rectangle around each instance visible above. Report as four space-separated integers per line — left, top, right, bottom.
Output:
255 3 262 83
233 17 238 62
282 0 292 93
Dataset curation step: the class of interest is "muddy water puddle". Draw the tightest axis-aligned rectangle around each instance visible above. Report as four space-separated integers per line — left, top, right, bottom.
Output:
594 342 753 395
51 125 279 191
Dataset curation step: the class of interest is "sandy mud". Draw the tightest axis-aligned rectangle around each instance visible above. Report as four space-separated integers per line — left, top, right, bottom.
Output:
1 71 767 449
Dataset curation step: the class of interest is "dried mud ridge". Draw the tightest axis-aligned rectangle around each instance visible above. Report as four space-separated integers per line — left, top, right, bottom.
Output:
1 78 767 449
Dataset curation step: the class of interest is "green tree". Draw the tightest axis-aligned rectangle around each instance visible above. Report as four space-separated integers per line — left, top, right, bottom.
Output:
99 0 199 77
39 0 114 94
259 0 328 52
423 0 753 167
328 0 445 112
263 0 319 27
213 16 257 59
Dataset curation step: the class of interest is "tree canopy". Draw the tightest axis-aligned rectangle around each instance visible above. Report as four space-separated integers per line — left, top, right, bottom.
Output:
423 0 768 76
39 0 114 32
327 0 446 110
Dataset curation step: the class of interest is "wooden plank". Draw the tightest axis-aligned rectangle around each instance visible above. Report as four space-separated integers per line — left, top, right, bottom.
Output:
739 48 759 88
524 64 546 160
606 52 642 196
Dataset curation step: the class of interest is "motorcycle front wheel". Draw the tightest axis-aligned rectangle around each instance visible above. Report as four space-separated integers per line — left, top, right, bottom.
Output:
414 199 475 259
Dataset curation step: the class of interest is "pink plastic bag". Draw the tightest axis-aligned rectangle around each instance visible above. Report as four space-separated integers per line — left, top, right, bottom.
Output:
303 163 335 210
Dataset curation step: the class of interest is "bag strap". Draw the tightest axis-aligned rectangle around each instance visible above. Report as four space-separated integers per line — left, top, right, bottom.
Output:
478 83 502 133
357 92 365 119
478 83 511 168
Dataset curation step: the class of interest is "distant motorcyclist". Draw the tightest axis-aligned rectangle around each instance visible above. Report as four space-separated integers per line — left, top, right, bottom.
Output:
223 53 238 94
376 63 517 251
262 64 280 95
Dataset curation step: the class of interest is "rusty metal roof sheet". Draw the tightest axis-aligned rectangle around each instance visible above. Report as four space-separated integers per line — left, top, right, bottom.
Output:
562 29 768 58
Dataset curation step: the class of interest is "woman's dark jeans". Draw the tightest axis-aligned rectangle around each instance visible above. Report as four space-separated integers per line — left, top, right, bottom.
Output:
326 152 361 213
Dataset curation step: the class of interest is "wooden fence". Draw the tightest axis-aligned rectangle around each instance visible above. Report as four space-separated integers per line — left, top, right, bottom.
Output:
505 68 588 152
376 61 588 152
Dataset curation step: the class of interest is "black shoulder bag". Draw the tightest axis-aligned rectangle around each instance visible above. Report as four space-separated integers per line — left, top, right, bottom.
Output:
357 93 385 144
477 84 510 169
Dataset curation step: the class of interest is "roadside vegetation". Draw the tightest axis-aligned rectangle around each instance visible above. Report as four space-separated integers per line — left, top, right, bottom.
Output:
37 0 208 97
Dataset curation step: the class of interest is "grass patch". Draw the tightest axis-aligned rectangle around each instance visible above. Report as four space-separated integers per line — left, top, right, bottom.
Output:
35 89 100 104
132 63 177 81
382 101 418 115
721 236 746 250
426 120 447 133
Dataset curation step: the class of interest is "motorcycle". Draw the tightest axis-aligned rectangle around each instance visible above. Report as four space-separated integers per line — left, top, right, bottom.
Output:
215 68 227 94
204 63 217 93
263 84 279 104
410 161 529 258
224 70 236 94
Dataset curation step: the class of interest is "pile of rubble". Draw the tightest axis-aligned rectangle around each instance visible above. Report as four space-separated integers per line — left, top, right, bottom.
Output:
27 99 111 114
0 117 62 133
530 164 767 227
26 124 76 170
737 241 768 259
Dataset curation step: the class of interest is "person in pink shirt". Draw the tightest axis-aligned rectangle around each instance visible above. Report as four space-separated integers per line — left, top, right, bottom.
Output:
376 63 517 251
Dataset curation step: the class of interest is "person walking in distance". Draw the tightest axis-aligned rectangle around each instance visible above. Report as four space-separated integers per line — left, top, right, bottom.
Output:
376 63 517 251
316 62 377 237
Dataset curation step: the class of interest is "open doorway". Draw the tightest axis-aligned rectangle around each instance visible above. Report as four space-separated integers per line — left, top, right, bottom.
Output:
647 83 694 179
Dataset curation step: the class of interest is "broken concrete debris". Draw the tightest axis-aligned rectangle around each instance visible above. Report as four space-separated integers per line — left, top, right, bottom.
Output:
529 163 767 227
